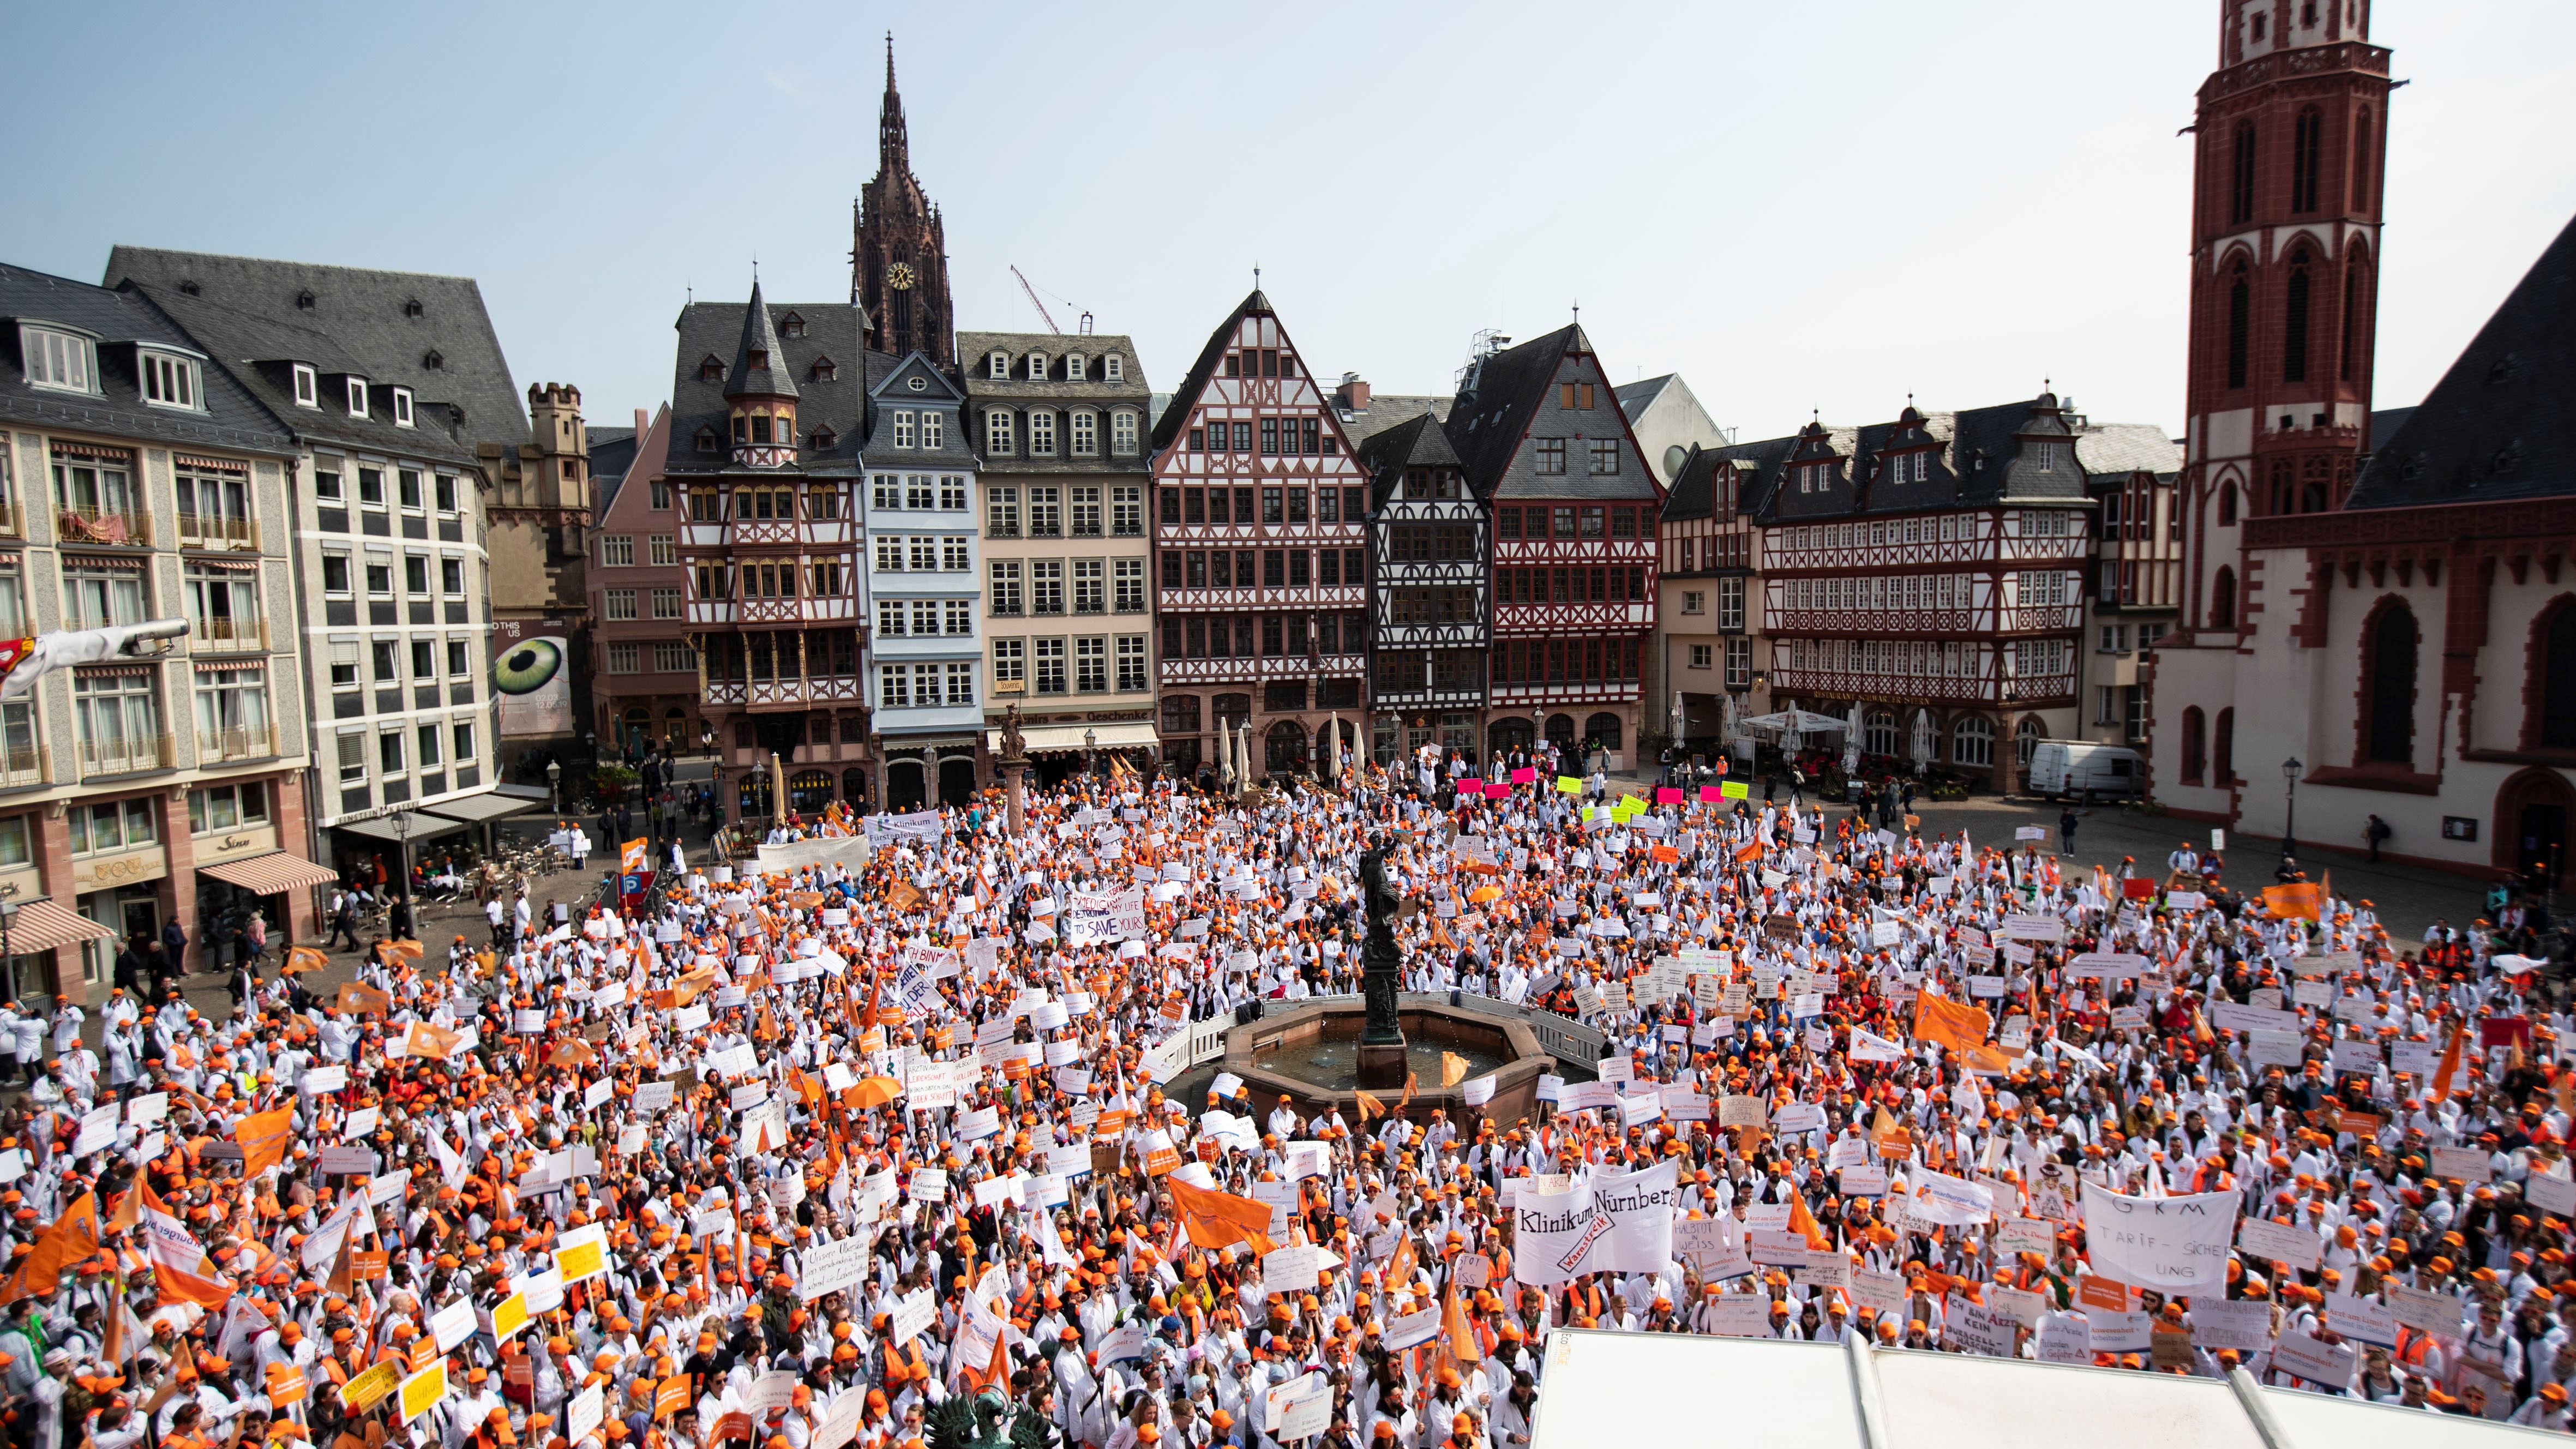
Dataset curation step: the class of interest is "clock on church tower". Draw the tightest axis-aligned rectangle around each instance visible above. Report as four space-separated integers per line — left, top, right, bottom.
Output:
852 37 952 365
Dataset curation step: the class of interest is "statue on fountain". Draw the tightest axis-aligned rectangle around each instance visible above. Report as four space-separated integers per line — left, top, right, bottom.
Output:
1356 840 1407 1086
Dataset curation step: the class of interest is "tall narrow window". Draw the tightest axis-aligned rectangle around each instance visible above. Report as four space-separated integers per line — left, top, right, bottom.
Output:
2181 707 2207 785
2539 604 2576 750
2291 107 2322 214
2283 249 2312 382
2214 708 2235 783
2353 107 2374 213
2210 566 2236 629
2365 602 2417 764
2226 264 2251 389
2229 122 2257 225
2338 256 2365 382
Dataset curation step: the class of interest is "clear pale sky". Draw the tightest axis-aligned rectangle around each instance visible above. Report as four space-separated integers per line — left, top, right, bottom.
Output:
10 2 2573 444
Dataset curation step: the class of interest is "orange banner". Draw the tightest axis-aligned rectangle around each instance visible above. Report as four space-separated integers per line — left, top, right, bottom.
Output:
237 1106 297 1177
1912 993 1992 1054
1163 1175 1276 1251
2261 883 2322 922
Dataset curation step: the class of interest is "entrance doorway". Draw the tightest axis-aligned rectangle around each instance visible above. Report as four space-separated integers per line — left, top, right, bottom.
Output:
938 756 977 806
2497 768 2576 889
886 759 926 811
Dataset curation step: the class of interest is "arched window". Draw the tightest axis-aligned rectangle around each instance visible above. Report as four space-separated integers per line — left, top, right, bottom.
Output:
842 767 871 806
2283 248 2313 382
1584 712 1623 753
2218 480 2238 527
2211 566 2237 629
2181 706 2207 785
1264 720 1308 775
2291 106 2322 213
1545 713 1576 750
2537 603 2576 750
2339 251 2367 382
2016 717 2044 766
788 769 833 813
2364 600 2418 764
2230 122 2257 225
2214 708 2236 783
1864 709 1898 757
1161 694 1200 737
1952 716 1994 768
2226 262 2251 389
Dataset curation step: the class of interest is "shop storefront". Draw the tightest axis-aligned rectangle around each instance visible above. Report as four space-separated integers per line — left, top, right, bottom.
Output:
194 823 337 967
70 834 171 992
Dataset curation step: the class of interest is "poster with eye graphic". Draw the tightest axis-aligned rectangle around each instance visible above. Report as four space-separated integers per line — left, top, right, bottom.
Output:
493 620 572 738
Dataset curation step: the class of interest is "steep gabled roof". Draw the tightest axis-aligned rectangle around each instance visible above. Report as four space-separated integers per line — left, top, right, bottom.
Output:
1660 444 1718 522
665 299 868 476
1352 412 1464 506
1149 290 1271 454
104 245 527 444
2347 210 2576 510
1444 324 1576 495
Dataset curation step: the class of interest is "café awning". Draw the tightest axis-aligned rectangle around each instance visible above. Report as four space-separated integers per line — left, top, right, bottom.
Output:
199 852 338 894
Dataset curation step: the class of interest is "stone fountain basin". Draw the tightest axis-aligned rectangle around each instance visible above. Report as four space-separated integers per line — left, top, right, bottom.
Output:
1224 995 1558 1127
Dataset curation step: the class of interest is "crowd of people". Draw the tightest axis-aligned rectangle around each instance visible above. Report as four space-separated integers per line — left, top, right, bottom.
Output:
0 759 2569 1449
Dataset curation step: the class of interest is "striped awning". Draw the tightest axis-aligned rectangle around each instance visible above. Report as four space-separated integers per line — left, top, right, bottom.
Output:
5 899 115 955
199 852 338 894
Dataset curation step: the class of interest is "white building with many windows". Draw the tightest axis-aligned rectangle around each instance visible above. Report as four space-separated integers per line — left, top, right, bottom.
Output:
860 351 982 808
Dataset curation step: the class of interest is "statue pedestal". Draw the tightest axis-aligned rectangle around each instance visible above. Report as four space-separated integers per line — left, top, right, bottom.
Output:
1002 761 1026 835
1355 1038 1408 1092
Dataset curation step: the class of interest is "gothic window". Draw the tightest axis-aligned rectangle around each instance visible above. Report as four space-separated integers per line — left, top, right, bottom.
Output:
2181 706 2207 785
2291 107 2322 214
2364 600 2418 764
2210 566 2236 629
2217 481 2237 527
2283 248 2313 382
2339 250 2367 382
2353 107 2374 213
2537 602 2576 750
2226 262 2250 389
2229 122 2256 225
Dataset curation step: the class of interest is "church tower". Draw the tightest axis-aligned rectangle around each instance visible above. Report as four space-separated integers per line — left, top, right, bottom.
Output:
2182 0 2392 537
854 36 953 366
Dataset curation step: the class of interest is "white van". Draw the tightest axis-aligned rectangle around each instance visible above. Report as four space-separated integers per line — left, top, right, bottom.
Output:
2026 740 2147 802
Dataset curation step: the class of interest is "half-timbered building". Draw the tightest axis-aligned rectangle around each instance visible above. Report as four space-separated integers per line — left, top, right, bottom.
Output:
1149 292 1369 780
1354 414 1486 763
666 284 873 823
1652 444 1762 755
1731 395 2107 789
1444 326 1659 767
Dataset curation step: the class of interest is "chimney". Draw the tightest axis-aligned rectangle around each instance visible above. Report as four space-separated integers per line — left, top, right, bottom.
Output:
634 407 649 438
1335 372 1369 411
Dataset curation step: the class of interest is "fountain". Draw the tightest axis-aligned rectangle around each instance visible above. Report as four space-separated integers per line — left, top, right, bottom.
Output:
1215 838 1571 1126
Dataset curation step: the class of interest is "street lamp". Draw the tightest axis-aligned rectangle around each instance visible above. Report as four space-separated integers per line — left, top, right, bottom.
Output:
390 809 415 913
545 759 562 815
1084 726 1098 781
2281 756 2302 861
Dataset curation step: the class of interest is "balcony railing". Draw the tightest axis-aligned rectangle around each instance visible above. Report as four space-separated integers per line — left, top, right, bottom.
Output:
77 732 175 778
0 743 47 789
0 500 25 539
197 723 283 763
56 503 151 547
176 512 261 551
191 616 271 653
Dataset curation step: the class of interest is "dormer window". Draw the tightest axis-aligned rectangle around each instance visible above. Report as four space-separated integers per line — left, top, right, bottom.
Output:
347 379 370 418
988 351 1009 380
19 324 94 393
423 349 444 371
140 351 201 410
1065 353 1086 381
813 427 837 450
296 290 315 310
746 349 768 371
809 357 838 382
923 411 944 449
292 363 318 407
403 298 424 318
2030 442 2060 473
695 427 718 454
779 312 806 339
392 387 415 428
1026 350 1047 379
699 355 724 382
1105 353 1124 382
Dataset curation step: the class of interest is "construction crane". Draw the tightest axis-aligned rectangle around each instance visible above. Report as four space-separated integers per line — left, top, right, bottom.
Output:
1010 266 1061 334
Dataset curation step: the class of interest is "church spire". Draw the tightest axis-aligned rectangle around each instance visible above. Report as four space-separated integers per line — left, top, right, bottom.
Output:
879 33 908 174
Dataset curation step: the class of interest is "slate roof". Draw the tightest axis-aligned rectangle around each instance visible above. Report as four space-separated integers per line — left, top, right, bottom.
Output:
1149 290 1270 455
1352 412 1465 507
1614 374 1679 419
1660 444 1721 522
861 352 977 467
1334 393 1450 449
956 332 1152 400
1726 395 2121 525
123 284 484 465
0 261 295 456
1441 324 1660 503
105 246 527 452
2367 406 2416 450
2347 214 2576 510
664 298 869 477
725 280 799 401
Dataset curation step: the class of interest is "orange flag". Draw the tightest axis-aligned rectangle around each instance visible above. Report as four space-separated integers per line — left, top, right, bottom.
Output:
335 982 391 1015
1912 994 1992 1054
2429 1026 2465 1103
1162 1175 1275 1251
0 1191 101 1304
1788 1189 1832 1252
2261 883 2321 922
236 1106 297 1177
1443 1282 1482 1362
